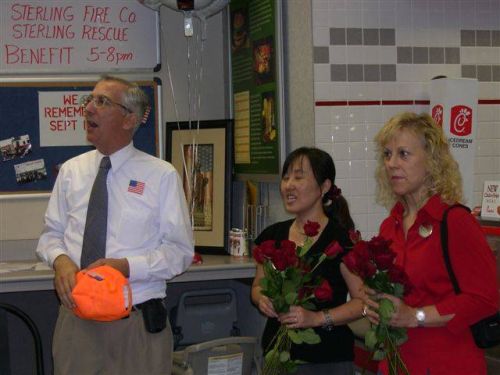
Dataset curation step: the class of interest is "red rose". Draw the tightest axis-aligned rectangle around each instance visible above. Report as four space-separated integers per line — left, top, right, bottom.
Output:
373 250 396 270
252 240 279 264
253 246 265 264
353 241 370 260
324 241 343 258
349 229 362 244
343 251 359 274
260 240 277 258
369 236 392 254
387 264 406 283
314 279 333 301
298 287 307 300
344 243 377 279
269 240 298 271
359 260 377 279
387 264 412 294
272 254 288 271
282 241 298 268
303 220 320 237
253 240 277 264
280 240 297 254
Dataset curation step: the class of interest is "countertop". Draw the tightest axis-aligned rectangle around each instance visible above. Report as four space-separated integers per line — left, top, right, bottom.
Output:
0 255 257 293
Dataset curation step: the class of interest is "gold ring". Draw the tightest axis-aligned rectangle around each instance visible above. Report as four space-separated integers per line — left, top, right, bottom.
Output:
362 305 368 317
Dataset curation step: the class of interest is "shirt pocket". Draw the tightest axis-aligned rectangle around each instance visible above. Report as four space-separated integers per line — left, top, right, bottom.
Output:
117 209 155 248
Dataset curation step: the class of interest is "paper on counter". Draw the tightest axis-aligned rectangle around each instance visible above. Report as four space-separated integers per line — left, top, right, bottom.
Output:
0 262 51 274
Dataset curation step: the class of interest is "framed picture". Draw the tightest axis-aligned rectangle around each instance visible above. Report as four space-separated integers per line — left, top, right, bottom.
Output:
166 120 233 254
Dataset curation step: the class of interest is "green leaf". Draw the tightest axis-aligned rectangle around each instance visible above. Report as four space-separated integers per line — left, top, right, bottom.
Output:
287 329 303 344
373 349 386 361
284 360 298 373
375 324 388 344
273 296 289 313
302 273 312 283
285 292 298 305
298 328 321 344
285 267 301 282
279 351 290 363
365 328 378 350
283 279 299 294
392 327 408 345
264 348 278 362
378 298 395 325
301 301 316 310
393 283 404 298
298 238 312 257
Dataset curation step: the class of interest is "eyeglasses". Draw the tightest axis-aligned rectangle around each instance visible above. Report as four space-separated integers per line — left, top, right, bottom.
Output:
79 94 132 113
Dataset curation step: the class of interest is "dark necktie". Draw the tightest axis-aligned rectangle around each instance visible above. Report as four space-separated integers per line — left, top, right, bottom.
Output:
81 156 112 268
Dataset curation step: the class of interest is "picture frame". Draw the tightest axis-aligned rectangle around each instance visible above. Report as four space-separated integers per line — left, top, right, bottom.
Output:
166 120 233 254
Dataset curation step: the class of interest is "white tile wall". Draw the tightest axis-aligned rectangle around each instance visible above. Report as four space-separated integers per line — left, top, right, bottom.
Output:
312 0 500 239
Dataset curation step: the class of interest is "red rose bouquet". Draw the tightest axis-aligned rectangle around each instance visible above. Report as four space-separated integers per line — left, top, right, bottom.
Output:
253 221 343 374
344 231 411 375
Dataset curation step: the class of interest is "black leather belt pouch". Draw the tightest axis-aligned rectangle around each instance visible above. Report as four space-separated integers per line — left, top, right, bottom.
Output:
139 299 167 333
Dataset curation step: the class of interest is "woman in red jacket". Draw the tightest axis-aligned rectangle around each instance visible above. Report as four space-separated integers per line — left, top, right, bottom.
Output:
365 112 498 374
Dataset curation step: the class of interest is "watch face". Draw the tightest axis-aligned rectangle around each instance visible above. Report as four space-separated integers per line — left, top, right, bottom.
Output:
416 309 426 322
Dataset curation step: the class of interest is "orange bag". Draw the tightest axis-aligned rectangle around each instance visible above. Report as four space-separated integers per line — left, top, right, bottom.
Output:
72 265 132 321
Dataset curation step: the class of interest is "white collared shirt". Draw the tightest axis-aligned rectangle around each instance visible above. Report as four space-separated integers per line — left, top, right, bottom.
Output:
36 142 194 303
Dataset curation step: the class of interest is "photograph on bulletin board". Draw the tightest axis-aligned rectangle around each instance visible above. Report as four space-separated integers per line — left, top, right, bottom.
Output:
0 79 161 195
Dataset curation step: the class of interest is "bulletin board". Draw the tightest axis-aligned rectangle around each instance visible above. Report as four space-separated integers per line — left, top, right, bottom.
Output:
0 78 162 194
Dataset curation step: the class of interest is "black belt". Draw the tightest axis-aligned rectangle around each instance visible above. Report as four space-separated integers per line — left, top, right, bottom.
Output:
133 298 162 311
121 299 162 319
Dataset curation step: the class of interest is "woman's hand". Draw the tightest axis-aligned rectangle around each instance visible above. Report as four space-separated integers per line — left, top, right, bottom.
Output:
359 285 382 325
380 293 418 328
279 305 322 329
361 290 418 328
257 294 278 318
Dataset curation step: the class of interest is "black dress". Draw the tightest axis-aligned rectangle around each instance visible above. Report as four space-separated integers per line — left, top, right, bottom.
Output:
255 218 354 363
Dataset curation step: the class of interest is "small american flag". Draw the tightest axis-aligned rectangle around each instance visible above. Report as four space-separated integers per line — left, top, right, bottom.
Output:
128 180 145 195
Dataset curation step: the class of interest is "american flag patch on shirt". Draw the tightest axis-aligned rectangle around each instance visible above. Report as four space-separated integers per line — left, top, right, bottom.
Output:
128 180 145 195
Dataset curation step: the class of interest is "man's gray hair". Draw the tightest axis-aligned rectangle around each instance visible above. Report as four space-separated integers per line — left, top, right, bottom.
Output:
98 75 150 130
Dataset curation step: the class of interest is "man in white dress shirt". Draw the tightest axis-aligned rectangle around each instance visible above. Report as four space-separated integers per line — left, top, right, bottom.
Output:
36 75 194 375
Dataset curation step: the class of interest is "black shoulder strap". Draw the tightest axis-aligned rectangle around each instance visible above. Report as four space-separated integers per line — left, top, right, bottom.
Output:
440 204 471 295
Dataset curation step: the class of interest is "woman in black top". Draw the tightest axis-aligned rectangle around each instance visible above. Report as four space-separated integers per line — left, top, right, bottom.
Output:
251 147 364 374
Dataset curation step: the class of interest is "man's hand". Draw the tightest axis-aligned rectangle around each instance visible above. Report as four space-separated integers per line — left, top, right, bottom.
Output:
86 258 130 278
53 255 79 309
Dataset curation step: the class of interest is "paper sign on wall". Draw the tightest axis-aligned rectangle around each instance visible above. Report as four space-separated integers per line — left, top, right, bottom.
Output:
481 181 500 219
38 91 91 147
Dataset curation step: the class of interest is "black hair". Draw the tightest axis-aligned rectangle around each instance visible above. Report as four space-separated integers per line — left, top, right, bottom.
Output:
281 147 355 230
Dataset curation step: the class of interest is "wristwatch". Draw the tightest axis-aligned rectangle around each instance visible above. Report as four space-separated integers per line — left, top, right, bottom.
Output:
322 309 334 331
415 308 426 327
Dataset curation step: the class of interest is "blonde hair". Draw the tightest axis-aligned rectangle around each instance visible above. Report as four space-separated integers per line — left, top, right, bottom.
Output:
374 112 463 208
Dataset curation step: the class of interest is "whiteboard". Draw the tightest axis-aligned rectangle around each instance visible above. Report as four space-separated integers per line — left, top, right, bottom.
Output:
0 1 160 73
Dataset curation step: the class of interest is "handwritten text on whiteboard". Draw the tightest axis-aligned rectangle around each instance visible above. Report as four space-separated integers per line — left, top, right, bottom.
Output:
0 1 159 73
